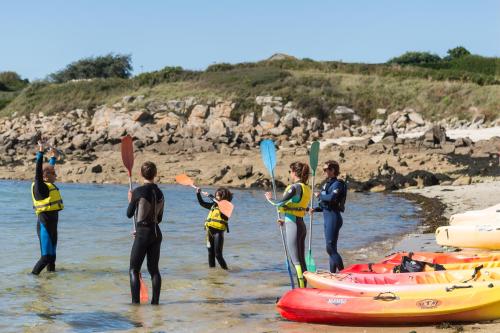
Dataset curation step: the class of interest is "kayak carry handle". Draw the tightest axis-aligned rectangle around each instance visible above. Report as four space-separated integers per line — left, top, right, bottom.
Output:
373 292 399 302
445 285 473 292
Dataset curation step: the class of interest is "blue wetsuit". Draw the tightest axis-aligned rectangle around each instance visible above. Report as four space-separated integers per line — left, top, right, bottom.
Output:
32 152 58 275
314 178 346 273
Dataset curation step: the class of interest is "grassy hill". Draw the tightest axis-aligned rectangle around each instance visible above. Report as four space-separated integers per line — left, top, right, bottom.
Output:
2 55 499 122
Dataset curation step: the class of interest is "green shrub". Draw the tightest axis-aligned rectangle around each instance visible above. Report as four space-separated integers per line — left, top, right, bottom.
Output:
206 63 235 72
446 46 471 60
0 71 29 91
387 51 442 65
134 66 200 86
49 54 133 83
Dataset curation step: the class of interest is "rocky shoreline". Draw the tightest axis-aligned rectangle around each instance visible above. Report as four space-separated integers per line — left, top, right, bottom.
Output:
1 95 500 192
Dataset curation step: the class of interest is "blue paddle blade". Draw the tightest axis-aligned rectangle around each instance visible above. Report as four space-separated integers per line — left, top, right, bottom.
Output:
260 139 277 175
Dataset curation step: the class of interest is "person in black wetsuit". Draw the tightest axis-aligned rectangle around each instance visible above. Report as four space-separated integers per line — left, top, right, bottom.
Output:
31 141 63 275
127 161 165 304
195 187 233 270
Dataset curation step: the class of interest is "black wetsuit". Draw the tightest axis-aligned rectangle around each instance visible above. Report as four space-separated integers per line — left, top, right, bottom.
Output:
127 183 164 304
197 193 228 270
32 152 59 275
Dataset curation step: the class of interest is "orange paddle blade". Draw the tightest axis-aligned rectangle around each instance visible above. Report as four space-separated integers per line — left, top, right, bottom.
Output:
121 135 134 176
139 273 148 303
217 200 234 218
175 174 194 187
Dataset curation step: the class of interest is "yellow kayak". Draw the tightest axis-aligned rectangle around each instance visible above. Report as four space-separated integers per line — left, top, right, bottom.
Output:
304 266 499 293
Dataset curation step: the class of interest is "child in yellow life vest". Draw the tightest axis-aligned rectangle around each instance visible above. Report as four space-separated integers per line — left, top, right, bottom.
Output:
196 187 233 270
265 162 311 287
31 141 63 275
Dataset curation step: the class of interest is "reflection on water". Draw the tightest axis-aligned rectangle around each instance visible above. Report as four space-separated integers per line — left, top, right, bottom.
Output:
0 180 419 332
39 312 141 333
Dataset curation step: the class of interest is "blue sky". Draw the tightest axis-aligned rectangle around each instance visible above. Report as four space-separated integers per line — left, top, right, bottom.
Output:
2 0 499 80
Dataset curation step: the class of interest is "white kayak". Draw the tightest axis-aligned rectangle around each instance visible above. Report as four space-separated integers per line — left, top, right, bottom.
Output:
450 203 500 225
436 224 500 250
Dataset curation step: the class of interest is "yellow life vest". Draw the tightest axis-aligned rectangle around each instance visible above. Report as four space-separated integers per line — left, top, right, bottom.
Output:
205 205 229 232
278 183 311 218
31 182 64 215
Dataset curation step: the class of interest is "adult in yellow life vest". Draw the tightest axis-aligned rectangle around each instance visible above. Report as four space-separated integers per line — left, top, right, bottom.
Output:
31 141 63 275
196 187 233 270
265 162 311 288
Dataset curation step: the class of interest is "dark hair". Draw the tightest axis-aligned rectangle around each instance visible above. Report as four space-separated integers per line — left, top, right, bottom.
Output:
141 161 157 180
290 161 309 184
325 160 340 176
215 187 233 202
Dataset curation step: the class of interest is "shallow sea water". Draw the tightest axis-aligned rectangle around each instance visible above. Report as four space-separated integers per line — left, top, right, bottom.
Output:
0 180 420 332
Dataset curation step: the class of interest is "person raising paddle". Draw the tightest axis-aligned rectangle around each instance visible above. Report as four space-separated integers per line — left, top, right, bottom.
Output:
265 162 311 288
31 140 63 275
195 187 233 270
127 161 164 304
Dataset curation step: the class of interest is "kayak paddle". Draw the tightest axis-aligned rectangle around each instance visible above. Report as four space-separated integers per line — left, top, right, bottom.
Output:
175 174 234 218
139 274 149 303
121 135 136 233
120 135 148 303
306 141 319 272
259 139 295 289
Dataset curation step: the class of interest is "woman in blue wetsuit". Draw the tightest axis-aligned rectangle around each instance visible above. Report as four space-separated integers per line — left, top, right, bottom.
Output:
265 162 311 288
31 141 63 275
311 160 347 273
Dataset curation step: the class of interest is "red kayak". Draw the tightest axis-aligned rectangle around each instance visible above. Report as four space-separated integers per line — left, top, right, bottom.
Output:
277 286 500 325
342 251 500 274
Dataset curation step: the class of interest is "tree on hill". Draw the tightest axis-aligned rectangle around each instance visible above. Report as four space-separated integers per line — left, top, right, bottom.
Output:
0 71 29 91
387 51 441 65
49 54 133 83
446 46 471 60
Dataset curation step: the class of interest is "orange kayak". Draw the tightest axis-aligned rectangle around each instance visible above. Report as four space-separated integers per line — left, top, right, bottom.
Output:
342 251 500 274
304 265 498 293
277 285 500 325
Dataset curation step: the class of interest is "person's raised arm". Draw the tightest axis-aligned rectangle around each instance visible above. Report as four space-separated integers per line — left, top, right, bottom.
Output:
196 188 213 210
33 142 49 200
